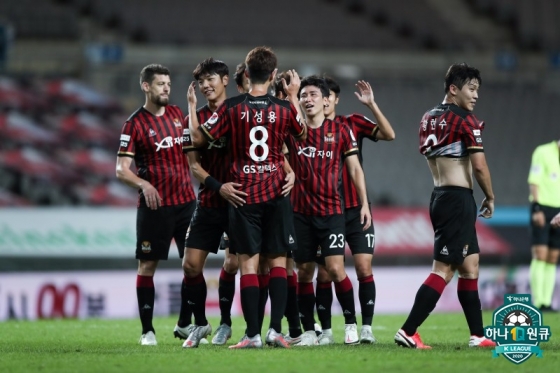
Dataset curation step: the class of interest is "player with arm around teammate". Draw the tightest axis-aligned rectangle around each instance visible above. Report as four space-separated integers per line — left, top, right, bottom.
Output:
189 46 307 349
179 58 249 348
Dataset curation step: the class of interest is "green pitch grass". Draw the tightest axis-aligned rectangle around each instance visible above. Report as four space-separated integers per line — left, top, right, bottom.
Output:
0 312 558 373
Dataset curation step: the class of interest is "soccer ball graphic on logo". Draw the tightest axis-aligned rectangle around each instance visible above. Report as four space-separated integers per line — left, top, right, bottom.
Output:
504 311 532 326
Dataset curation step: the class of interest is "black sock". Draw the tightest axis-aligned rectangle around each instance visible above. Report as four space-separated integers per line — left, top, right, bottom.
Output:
316 281 333 330
185 273 207 326
177 276 193 328
358 275 376 326
137 275 155 334
257 274 269 334
402 274 446 336
458 278 484 336
218 268 236 326
240 274 260 337
268 267 287 333
286 274 302 337
334 276 356 325
298 282 316 331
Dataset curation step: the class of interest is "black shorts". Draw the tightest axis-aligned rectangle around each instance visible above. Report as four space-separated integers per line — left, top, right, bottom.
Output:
228 196 296 256
429 186 479 265
292 213 346 264
185 204 228 254
136 201 195 261
531 205 560 248
345 205 375 255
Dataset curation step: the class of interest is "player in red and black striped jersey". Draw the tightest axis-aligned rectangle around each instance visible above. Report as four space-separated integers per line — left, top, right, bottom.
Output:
231 63 298 342
116 64 196 346
312 75 396 344
178 58 251 348
189 47 306 349
395 63 496 349
285 76 372 346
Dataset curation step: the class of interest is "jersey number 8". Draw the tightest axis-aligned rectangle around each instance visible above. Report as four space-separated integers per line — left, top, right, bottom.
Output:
249 126 269 162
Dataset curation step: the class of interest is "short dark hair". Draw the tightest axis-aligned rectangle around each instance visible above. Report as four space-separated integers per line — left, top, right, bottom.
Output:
233 62 246 88
245 46 277 85
192 58 229 81
444 63 482 93
273 71 291 98
299 76 330 98
323 75 340 97
140 64 170 85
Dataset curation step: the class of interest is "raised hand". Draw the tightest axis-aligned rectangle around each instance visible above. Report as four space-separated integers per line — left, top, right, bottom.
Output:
283 69 301 99
354 80 375 106
187 81 198 107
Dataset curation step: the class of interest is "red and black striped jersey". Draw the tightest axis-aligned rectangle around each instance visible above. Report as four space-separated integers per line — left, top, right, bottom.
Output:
199 93 305 204
286 119 358 216
183 105 230 208
117 105 195 207
335 114 378 208
419 103 484 158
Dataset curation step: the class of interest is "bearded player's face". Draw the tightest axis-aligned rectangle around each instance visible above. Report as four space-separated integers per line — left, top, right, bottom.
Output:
147 74 170 107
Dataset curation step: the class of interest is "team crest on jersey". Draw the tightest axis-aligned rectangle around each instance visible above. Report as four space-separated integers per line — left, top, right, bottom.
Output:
173 118 182 128
207 113 218 125
324 133 334 144
141 241 151 253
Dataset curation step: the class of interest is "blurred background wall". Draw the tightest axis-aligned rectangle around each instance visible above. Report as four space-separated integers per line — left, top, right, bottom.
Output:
1 0 559 317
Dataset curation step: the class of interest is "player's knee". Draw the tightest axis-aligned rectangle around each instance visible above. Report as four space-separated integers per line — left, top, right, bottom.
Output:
316 268 330 283
432 270 453 284
326 263 346 282
354 262 372 279
223 255 239 274
458 272 478 280
296 264 315 282
546 250 560 264
182 260 203 278
138 260 157 276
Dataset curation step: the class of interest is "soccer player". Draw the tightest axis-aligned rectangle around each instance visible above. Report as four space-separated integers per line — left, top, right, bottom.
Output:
188 46 307 349
178 58 249 348
286 76 372 346
233 62 297 338
394 63 496 349
311 75 395 345
528 139 560 311
116 64 197 346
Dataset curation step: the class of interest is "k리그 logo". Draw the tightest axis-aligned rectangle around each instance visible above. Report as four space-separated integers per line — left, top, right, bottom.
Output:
484 294 551 364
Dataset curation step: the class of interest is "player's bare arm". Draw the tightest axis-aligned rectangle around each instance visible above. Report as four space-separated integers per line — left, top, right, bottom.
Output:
186 151 247 208
469 152 495 218
344 154 372 230
283 69 308 141
529 184 546 227
116 156 161 210
187 81 208 147
354 80 395 141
